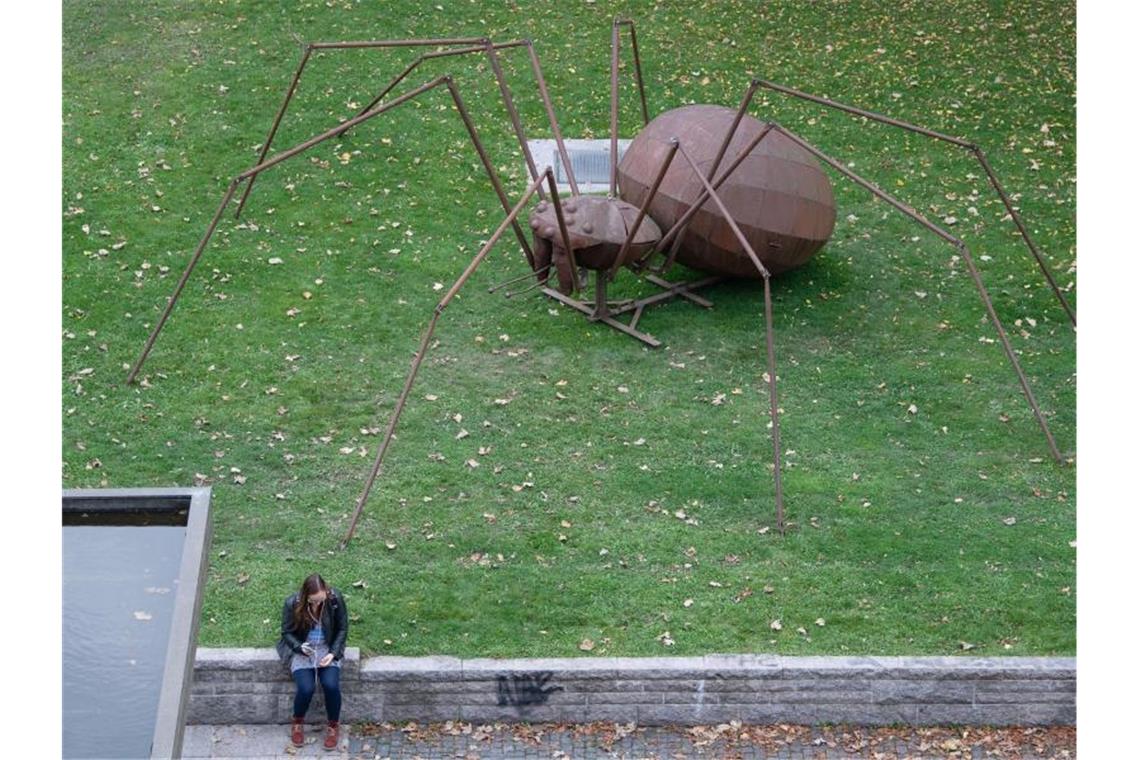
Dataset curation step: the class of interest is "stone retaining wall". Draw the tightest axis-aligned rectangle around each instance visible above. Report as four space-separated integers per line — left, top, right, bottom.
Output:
188 648 1074 727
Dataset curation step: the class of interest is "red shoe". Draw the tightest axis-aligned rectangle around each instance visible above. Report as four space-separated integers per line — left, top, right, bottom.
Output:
290 717 305 747
323 721 339 751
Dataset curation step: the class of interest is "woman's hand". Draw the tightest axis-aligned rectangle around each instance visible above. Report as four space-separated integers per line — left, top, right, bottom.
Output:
319 653 334 668
300 643 315 657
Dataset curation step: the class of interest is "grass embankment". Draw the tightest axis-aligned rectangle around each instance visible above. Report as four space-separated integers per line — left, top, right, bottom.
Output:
62 0 1075 657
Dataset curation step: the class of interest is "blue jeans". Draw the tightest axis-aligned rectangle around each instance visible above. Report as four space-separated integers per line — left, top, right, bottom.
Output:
292 666 341 721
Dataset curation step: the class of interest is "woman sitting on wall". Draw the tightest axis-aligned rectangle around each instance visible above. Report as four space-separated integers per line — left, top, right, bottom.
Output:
276 573 349 750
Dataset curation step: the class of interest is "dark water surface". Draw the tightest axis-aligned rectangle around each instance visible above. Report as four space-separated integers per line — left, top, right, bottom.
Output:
63 526 186 759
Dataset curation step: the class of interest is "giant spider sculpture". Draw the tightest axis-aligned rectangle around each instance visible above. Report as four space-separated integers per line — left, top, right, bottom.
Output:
126 20 1074 547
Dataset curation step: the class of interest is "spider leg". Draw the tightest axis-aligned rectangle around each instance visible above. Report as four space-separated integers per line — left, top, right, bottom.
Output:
659 79 763 271
756 79 1075 327
237 36 581 217
540 167 581 291
345 43 512 126
234 37 484 219
609 18 652 196
340 40 584 199
340 171 551 549
233 42 313 219
345 39 582 197
613 19 650 126
609 21 620 196
609 138 680 279
768 124 1065 464
653 120 777 273
674 142 788 533
523 41 581 197
126 76 530 384
482 40 546 197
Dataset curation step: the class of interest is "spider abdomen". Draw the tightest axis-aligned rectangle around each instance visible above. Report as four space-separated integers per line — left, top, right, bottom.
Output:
617 104 836 278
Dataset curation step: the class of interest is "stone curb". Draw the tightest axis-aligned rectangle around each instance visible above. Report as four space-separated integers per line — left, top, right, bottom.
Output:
188 648 1075 727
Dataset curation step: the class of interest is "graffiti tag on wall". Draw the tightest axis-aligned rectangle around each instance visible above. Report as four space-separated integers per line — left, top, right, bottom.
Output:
496 672 563 709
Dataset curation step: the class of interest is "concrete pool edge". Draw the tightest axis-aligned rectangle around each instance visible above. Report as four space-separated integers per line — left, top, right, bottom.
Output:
189 648 1075 727
64 487 213 759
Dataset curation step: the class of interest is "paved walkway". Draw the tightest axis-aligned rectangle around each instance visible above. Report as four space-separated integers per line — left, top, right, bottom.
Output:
182 722 1076 759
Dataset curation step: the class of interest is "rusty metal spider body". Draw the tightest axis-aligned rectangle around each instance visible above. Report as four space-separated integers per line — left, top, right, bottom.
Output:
126 20 1074 547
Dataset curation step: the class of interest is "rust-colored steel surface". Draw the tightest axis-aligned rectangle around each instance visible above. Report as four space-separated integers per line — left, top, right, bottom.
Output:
528 196 662 294
617 104 836 278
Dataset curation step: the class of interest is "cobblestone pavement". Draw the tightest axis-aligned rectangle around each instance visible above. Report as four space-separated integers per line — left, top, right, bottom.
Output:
183 722 1076 759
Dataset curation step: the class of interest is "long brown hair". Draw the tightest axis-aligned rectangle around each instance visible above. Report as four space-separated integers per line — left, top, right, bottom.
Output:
291 573 330 635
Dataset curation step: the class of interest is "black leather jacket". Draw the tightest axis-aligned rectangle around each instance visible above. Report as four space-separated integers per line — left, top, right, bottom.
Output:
275 588 349 666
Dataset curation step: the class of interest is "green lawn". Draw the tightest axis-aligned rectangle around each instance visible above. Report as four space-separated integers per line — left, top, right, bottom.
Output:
62 0 1075 658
